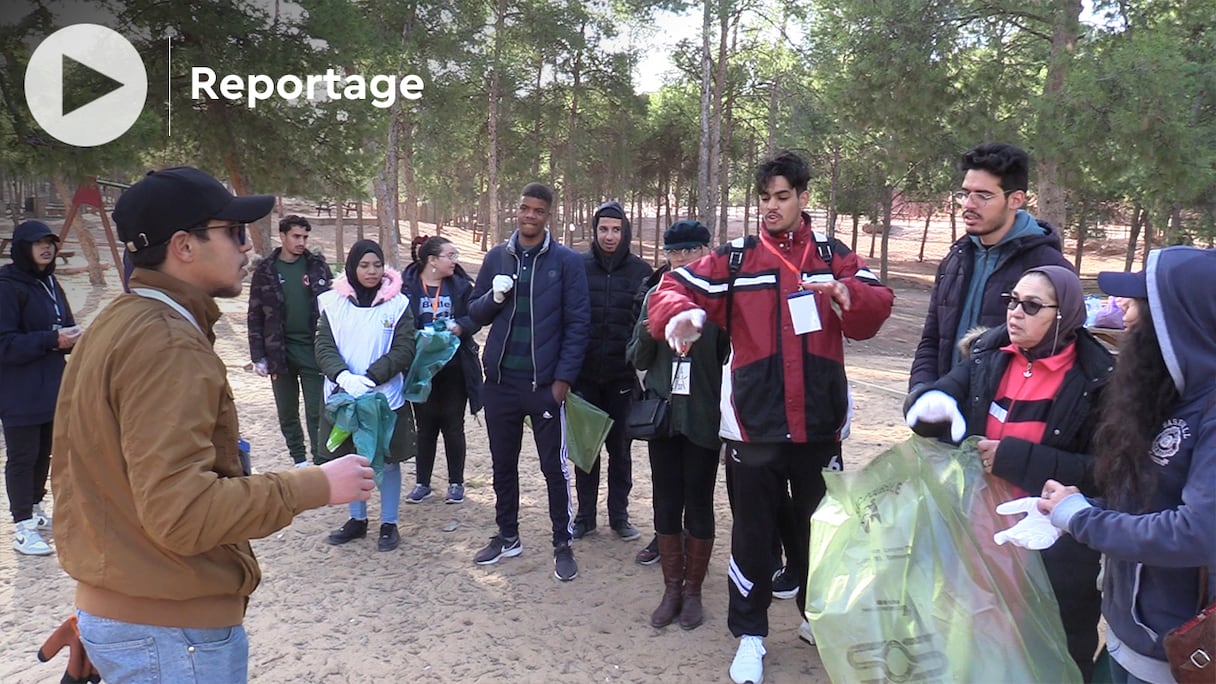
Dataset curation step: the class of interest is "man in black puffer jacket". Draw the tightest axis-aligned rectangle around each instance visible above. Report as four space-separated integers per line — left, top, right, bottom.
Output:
572 201 653 542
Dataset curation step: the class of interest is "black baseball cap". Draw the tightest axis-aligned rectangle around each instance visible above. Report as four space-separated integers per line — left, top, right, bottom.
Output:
113 166 274 252
1097 270 1148 299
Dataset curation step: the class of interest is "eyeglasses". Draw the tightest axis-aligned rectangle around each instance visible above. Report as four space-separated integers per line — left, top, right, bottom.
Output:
192 222 247 246
440 251 460 261
952 189 1015 206
1002 293 1059 316
664 246 704 257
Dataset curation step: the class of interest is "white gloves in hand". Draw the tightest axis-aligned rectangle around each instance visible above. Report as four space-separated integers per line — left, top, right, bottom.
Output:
905 390 967 442
336 370 375 398
664 308 706 353
254 359 270 377
491 274 515 303
993 497 1063 550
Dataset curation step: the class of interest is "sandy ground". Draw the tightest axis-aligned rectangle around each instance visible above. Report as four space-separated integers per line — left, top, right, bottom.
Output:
1 206 1128 683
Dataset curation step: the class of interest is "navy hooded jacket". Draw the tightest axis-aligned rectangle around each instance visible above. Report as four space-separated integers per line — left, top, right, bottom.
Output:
1050 247 1216 673
0 221 76 425
469 230 590 387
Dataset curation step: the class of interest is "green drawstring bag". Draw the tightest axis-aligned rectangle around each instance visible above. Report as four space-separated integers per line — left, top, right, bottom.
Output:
324 391 396 486
805 436 1081 684
562 392 613 474
403 326 461 403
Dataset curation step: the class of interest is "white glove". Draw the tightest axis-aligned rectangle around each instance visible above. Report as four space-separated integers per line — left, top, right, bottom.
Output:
253 359 270 377
491 274 515 303
993 497 1063 550
904 390 967 442
336 370 375 398
664 308 706 353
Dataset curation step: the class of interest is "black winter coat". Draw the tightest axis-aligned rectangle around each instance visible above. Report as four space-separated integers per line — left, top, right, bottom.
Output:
905 324 1115 496
579 241 653 384
402 262 484 415
909 220 1071 390
0 264 74 425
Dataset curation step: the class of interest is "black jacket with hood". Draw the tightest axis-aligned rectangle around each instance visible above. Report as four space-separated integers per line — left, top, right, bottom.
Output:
579 201 653 384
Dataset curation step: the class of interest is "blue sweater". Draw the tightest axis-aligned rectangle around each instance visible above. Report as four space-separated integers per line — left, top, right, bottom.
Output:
1051 246 1216 677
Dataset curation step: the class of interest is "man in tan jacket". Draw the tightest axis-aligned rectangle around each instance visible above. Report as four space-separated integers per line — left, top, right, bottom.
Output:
51 167 375 683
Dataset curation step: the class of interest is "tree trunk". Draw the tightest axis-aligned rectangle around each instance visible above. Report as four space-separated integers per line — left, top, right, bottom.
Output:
402 117 419 243
372 104 401 267
53 176 105 286
488 0 506 244
697 0 715 235
1073 198 1088 272
1035 0 1082 231
827 144 840 238
918 207 933 263
1124 203 1143 271
879 188 893 282
949 192 958 243
335 199 345 262
1141 211 1153 268
851 214 860 252
220 153 270 256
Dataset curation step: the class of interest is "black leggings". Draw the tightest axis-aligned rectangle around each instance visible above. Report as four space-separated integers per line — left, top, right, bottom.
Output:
4 421 53 523
647 434 719 539
412 363 468 486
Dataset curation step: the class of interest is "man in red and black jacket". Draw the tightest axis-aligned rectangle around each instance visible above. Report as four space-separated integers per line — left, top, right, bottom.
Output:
648 150 894 684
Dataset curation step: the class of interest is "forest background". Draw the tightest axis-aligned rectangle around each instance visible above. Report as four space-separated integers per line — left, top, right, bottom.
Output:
0 0 1212 279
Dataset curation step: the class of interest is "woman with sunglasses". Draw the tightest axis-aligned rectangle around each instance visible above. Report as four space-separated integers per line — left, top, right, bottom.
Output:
401 236 482 505
904 264 1114 681
314 239 417 552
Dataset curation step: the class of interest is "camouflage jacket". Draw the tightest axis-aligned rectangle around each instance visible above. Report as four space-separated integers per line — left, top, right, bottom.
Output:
247 248 333 375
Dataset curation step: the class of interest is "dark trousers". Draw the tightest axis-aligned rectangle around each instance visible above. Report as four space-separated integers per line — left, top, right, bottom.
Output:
270 342 324 464
647 434 719 539
1044 536 1103 681
4 421 53 523
725 461 800 576
573 378 636 528
413 363 468 486
482 374 573 548
725 440 841 638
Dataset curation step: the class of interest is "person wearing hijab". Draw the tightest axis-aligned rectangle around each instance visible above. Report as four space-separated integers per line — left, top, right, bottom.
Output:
314 240 417 552
903 264 1115 680
0 220 78 556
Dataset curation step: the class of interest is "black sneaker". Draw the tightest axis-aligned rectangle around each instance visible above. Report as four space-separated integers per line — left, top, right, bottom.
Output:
326 518 368 545
554 543 578 581
572 519 596 540
474 534 522 565
377 523 400 552
635 535 660 565
771 566 798 600
612 521 641 541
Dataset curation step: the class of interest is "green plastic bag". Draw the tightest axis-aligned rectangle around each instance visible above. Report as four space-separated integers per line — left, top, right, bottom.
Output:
805 435 1081 684
561 392 612 475
324 391 396 486
403 327 461 403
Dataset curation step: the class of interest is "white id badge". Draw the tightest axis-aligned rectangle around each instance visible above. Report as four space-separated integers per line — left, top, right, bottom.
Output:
787 290 822 335
671 358 691 395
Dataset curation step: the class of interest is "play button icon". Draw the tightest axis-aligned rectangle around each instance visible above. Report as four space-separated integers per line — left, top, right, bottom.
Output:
24 24 147 148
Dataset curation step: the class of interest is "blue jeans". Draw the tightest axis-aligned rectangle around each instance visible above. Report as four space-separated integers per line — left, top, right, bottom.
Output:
77 609 248 683
350 462 402 524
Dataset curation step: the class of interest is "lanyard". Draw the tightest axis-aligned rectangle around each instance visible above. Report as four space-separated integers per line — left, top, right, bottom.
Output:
131 288 203 335
758 231 813 288
39 277 62 324
424 281 443 320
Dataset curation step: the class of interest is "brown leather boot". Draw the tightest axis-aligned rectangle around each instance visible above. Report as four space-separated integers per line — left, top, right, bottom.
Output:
679 535 713 629
650 533 685 628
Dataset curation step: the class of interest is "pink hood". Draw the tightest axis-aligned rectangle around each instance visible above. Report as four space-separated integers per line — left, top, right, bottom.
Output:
333 267 403 306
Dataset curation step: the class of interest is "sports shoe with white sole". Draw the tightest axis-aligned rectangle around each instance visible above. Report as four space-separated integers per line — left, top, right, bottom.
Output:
474 534 522 565
771 566 798 600
13 519 52 556
798 619 815 645
729 635 766 684
31 503 52 529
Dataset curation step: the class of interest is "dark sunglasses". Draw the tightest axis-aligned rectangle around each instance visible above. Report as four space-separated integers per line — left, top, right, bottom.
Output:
192 222 247 246
1002 293 1058 316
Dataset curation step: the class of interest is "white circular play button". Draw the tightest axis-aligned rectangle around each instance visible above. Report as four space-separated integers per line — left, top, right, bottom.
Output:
24 24 148 148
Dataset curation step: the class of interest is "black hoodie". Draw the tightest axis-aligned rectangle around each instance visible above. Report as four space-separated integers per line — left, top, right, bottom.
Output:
580 201 653 383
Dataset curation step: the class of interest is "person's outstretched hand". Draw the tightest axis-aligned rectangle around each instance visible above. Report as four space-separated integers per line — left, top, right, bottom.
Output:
320 454 376 504
993 497 1062 550
904 390 967 443
37 614 101 683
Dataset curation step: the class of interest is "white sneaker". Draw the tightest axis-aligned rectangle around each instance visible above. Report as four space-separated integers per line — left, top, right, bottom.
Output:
798 619 816 645
729 635 766 684
32 503 52 529
13 519 52 556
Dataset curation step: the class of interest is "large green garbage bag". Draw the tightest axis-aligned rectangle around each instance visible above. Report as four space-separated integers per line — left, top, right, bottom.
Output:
403 327 461 403
805 435 1081 684
562 392 613 475
325 391 396 486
